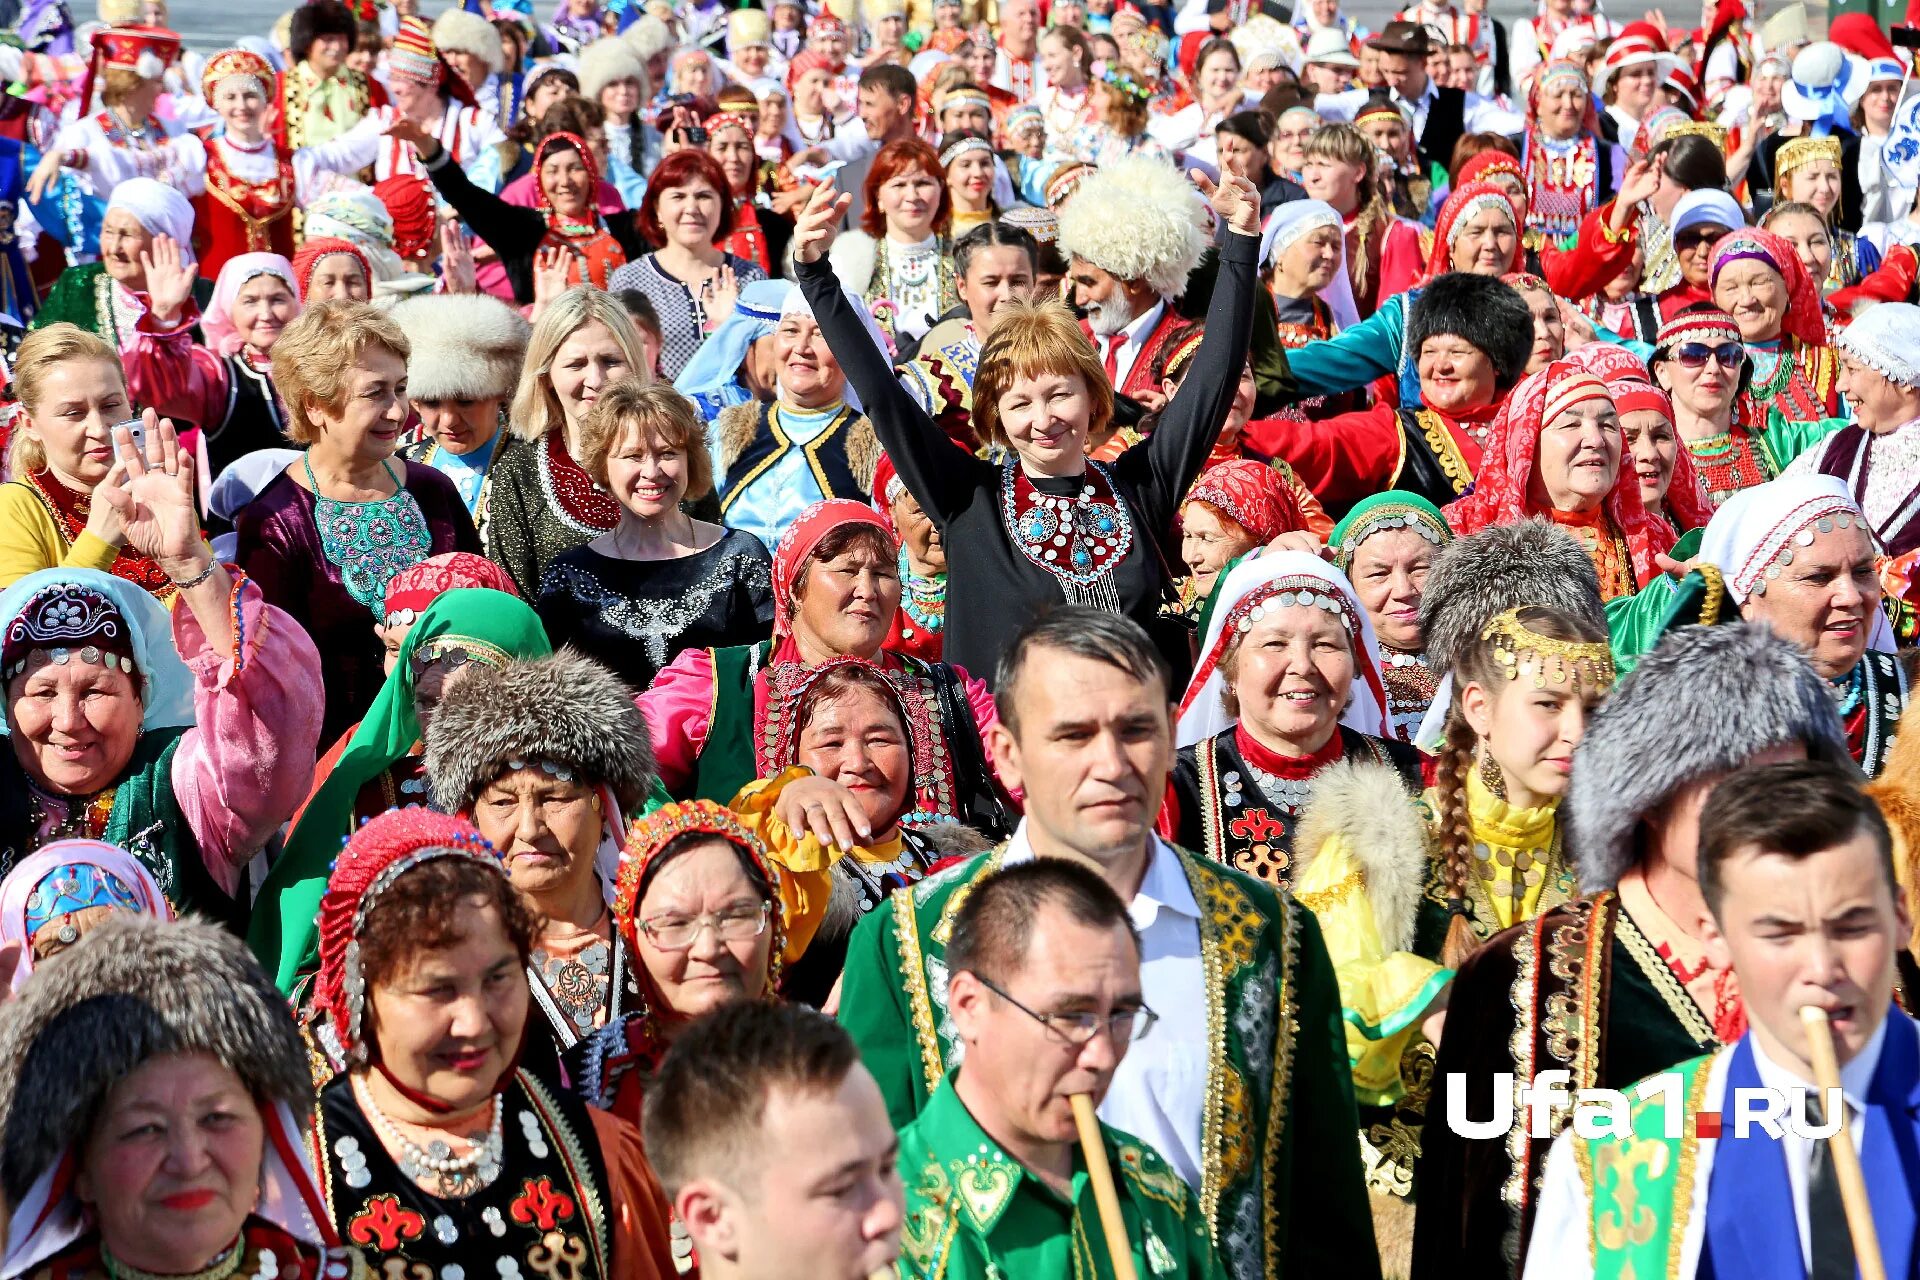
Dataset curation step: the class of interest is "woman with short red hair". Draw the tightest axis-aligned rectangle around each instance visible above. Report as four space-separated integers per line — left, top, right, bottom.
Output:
609 149 768 380
829 137 957 344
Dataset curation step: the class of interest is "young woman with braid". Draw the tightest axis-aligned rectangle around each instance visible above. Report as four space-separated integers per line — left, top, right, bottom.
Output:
1286 604 1613 1264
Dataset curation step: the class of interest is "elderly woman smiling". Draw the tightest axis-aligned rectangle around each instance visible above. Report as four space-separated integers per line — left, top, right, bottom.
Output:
0 917 365 1280
236 301 480 746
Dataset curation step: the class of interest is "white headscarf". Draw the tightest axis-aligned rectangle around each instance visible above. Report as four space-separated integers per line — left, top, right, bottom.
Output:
1176 550 1390 748
105 178 196 259
779 283 888 413
1258 198 1360 331
1697 473 1898 651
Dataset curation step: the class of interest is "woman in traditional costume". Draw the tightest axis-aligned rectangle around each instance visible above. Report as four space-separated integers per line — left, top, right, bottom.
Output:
870 454 947 662
234 302 479 746
1299 123 1424 319
193 47 385 281
792 158 1261 684
0 838 170 989
641 498 1006 834
1774 133 1880 292
1166 550 1420 880
1518 60 1621 251
30 179 209 355
483 288 649 598
291 236 372 305
1561 340 1715 536
705 107 789 275
27 26 205 207
0 428 324 922
254 586 548 994
0 326 178 592
940 130 999 238
129 249 299 488
422 650 660 1082
305 808 677 1280
1173 456 1316 622
1147 37 1254 167
1260 199 1354 356
1444 361 1675 601
607 151 768 381
1061 61 1172 167
0 916 367 1280
398 124 650 304
1711 226 1844 426
537 378 773 693
273 0 385 153
1329 492 1453 745
826 139 957 348
1647 306 1836 508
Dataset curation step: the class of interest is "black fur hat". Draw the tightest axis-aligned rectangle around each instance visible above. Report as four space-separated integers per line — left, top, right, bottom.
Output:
0 916 310 1204
291 0 359 63
1406 272 1536 393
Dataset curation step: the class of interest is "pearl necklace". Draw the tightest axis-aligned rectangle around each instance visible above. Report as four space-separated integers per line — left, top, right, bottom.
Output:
353 1075 504 1197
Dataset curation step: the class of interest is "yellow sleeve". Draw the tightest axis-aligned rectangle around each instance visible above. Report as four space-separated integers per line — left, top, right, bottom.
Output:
1294 831 1453 1108
729 767 850 966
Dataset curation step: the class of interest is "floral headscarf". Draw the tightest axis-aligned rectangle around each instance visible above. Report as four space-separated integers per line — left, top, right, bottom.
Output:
1561 342 1714 532
770 499 897 637
1426 180 1523 280
1709 227 1826 347
0 840 171 991
1181 459 1307 546
381 552 521 628
1445 360 1677 583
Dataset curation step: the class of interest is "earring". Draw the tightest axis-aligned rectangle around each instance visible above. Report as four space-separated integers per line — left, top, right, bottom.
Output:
1478 751 1506 799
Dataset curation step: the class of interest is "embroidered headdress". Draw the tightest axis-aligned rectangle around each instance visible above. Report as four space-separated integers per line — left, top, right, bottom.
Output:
1833 301 1920 391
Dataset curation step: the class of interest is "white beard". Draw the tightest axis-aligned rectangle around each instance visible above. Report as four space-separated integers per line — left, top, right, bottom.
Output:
1084 289 1138 338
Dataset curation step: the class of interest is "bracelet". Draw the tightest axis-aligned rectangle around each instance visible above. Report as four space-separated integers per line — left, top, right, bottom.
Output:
169 559 218 591
1599 216 1635 246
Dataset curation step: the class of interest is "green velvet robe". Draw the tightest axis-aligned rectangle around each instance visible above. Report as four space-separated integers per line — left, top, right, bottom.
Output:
839 843 1382 1280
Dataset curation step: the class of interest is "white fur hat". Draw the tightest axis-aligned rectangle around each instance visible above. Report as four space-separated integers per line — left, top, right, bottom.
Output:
621 13 675 65
431 8 505 77
1056 156 1209 300
579 35 647 102
389 292 530 403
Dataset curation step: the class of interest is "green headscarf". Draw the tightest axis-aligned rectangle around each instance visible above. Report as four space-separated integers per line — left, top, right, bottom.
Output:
250 589 553 992
1329 491 1452 575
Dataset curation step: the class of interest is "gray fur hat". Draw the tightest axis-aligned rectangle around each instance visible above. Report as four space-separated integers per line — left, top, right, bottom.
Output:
426 649 657 814
1566 623 1856 893
0 916 310 1203
1406 272 1536 392
1418 519 1605 677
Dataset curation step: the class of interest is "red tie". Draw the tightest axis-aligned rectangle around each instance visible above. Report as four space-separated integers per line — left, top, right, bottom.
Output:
1103 335 1121 385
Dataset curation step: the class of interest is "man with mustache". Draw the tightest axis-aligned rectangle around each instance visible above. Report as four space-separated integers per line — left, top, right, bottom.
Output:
837 607 1382 1280
1525 760 1920 1280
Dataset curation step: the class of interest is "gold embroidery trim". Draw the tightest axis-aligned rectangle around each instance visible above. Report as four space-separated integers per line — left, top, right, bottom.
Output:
1696 563 1726 627
1414 409 1474 495
893 890 947 1098
1294 867 1363 915
1613 904 1717 1047
1668 1060 1713 1279
1193 859 1233 1236
1266 890 1300 1280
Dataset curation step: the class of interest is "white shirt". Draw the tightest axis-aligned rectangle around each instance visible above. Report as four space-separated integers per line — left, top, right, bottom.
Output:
1002 823 1209 1190
1316 79 1523 144
1781 416 1920 544
1526 1016 1894 1280
1100 298 1169 391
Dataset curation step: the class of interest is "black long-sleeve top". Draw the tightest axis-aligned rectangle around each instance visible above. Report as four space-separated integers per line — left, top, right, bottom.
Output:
423 149 655 304
793 229 1261 685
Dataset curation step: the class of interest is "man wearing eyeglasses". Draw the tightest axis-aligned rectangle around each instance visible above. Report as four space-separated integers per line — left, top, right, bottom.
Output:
838 608 1381 1280
894 858 1225 1279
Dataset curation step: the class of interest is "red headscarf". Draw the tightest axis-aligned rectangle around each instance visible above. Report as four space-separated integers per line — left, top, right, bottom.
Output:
290 236 373 302
1444 359 1677 583
1455 149 1524 190
1427 180 1523 280
771 498 898 636
372 174 436 263
313 808 506 1069
1708 227 1826 348
1181 459 1307 546
381 552 520 626
786 48 835 92
1561 343 1714 533
532 131 627 288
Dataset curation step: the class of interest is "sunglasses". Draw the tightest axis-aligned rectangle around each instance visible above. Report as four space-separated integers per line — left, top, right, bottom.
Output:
1673 229 1725 251
1673 341 1743 369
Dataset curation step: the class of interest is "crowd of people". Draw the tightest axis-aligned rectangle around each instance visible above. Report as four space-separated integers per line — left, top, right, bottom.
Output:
0 0 1918 1275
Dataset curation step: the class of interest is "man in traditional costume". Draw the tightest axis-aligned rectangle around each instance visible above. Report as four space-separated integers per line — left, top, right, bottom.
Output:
1608 474 1914 777
1526 758 1920 1280
892 857 1225 1279
1057 158 1208 407
838 608 1383 1280
394 291 530 523
272 0 385 152
1409 622 1855 1280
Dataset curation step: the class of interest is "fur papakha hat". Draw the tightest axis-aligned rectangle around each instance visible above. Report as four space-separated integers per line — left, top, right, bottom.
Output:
1056 156 1209 300
1566 622 1855 894
579 35 648 103
426 648 658 814
390 291 530 404
431 7 506 76
620 14 675 66
1406 272 1536 393
0 915 310 1203
1417 519 1605 677
290 0 358 62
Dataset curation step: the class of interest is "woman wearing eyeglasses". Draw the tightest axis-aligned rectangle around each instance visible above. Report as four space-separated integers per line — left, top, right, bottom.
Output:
1647 305 1838 509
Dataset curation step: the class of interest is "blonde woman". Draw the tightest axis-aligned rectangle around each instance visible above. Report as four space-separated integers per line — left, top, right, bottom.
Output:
483 285 650 597
233 301 479 745
0 325 176 593
1301 122 1424 314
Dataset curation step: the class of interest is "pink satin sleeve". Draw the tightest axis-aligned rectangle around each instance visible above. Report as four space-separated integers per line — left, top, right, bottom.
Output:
126 306 230 430
637 646 717 795
170 576 325 893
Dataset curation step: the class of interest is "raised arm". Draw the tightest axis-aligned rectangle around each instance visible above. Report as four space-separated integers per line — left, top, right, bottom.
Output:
1279 295 1406 399
788 183 981 523
1126 162 1264 531
398 119 545 263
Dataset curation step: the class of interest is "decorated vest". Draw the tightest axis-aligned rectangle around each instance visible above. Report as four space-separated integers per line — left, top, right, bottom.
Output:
1817 425 1920 558
1392 409 1478 506
196 142 296 278
1574 1052 1716 1280
715 402 869 517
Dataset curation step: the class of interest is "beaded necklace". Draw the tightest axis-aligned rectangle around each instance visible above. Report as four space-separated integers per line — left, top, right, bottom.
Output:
999 460 1133 613
352 1074 505 1198
897 548 946 634
305 455 433 612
